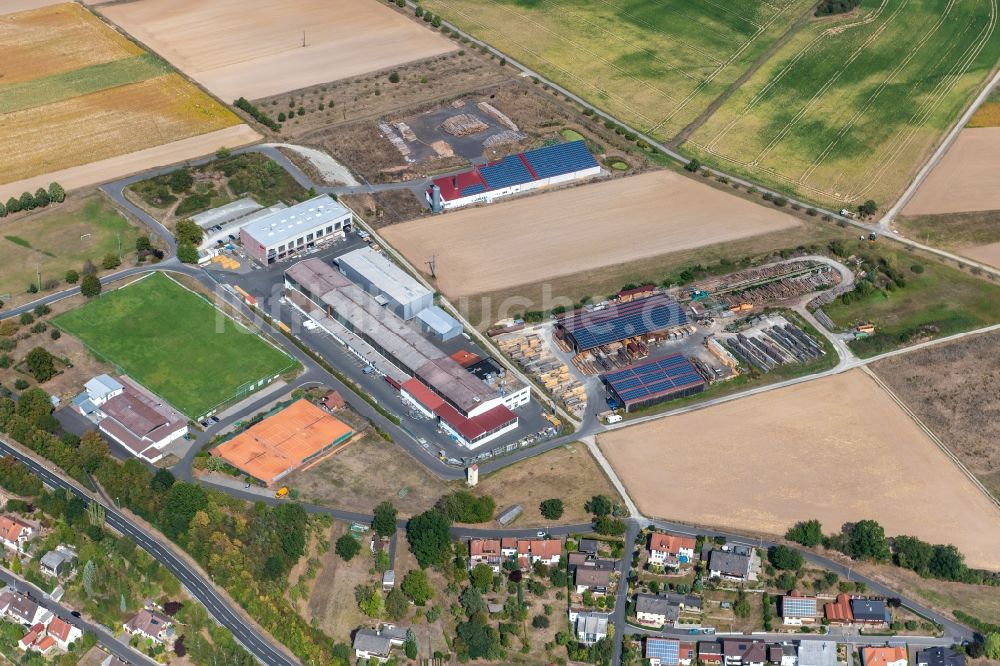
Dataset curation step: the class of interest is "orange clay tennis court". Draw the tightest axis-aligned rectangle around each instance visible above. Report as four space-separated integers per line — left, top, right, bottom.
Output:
212 399 353 485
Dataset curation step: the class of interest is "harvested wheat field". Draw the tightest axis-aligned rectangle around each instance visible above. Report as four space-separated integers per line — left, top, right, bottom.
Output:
903 128 1000 215
599 369 1000 570
101 0 458 101
382 170 802 298
0 125 260 201
0 3 141 83
1 74 238 185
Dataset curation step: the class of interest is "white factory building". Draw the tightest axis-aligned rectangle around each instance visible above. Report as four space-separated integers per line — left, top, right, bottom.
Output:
240 195 352 265
334 247 433 320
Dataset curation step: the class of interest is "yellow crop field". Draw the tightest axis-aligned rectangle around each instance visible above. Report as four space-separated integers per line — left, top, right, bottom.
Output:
0 3 142 84
0 2 241 186
967 102 1000 128
0 74 239 183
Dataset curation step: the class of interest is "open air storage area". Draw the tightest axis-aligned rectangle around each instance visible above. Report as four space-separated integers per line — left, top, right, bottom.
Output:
0 3 244 196
598 369 1000 571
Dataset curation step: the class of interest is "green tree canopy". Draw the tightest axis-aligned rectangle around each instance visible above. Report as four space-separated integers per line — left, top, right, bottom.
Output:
539 498 564 520
846 520 890 562
769 545 804 571
25 347 57 383
406 508 452 568
372 500 397 538
401 569 433 605
47 182 65 203
174 219 204 246
80 274 102 298
786 519 823 547
335 533 360 561
162 482 208 539
585 494 613 517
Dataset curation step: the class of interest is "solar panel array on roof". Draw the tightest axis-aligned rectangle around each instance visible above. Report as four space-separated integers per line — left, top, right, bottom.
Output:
646 638 680 663
461 182 487 197
782 596 818 617
559 294 687 351
480 155 534 190
604 354 704 404
524 140 599 179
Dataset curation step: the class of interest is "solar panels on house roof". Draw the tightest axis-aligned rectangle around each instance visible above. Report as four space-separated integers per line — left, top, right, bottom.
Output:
523 140 598 178
557 294 687 351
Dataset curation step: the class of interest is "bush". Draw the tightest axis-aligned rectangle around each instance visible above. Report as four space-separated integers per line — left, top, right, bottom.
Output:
684 158 701 173
769 545 804 571
102 253 121 270
335 534 361 561
80 274 102 298
415 5 424 16
388 71 400 83
64 270 79 284
177 243 200 264
910 264 924 274
13 379 28 390
539 498 564 520
233 97 280 131
532 615 549 629
436 491 495 523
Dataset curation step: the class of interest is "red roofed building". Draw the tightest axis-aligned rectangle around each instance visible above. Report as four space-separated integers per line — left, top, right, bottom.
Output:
648 532 696 568
0 516 33 553
824 593 853 624
46 617 82 650
469 539 503 572
863 647 908 666
433 402 519 448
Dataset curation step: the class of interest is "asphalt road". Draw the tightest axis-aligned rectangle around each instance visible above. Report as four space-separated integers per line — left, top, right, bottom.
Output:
0 567 158 666
0 440 299 666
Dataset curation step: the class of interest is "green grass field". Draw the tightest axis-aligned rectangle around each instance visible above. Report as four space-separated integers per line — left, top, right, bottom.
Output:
686 0 1000 209
895 210 1000 250
822 241 1000 357
0 54 171 114
0 193 141 306
53 272 298 417
422 0 815 139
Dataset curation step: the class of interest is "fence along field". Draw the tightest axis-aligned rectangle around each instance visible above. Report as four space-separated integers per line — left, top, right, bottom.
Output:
422 0 815 140
685 0 1000 208
0 3 240 185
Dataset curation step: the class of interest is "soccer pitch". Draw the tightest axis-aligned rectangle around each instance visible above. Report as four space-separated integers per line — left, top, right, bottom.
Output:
54 272 298 418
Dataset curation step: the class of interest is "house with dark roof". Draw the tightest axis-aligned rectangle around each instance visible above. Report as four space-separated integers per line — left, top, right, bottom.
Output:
40 545 77 578
635 594 680 627
578 539 600 554
568 609 609 645
698 641 723 665
353 626 408 663
723 639 767 666
3 594 51 627
850 598 890 625
708 549 752 581
123 608 174 645
916 647 964 666
575 567 611 595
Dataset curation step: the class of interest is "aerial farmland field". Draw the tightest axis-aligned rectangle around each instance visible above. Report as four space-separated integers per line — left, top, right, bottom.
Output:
421 0 816 140
686 0 1000 209
0 3 242 187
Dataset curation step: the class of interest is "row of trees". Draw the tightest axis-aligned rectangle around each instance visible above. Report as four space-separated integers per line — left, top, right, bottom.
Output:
0 183 64 218
785 518 997 585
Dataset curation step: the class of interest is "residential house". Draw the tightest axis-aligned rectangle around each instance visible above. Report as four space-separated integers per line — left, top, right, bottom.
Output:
18 623 44 651
723 639 767 666
517 538 561 567
679 642 697 666
699 641 723 665
780 592 818 625
40 545 77 578
636 594 680 627
578 538 599 555
648 532 696 568
568 552 590 571
568 609 609 645
798 641 837 666
468 539 503 572
708 549 752 581
0 516 34 553
851 599 890 625
646 637 681 666
123 608 175 645
33 635 57 655
4 594 52 627
575 567 611 595
321 390 345 411
662 592 702 612
352 625 407 662
768 645 785 664
47 617 82 650
778 643 797 666
916 647 965 666
500 537 517 558
862 646 908 666
823 594 853 624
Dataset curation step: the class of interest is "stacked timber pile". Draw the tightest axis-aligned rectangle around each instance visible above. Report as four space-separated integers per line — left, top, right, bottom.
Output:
483 129 526 148
497 333 586 418
477 102 519 131
441 113 489 136
378 122 411 160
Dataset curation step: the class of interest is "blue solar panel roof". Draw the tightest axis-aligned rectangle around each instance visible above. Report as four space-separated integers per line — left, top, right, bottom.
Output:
523 140 598 179
480 155 534 190
605 354 704 403
460 183 486 197
560 294 687 350
646 638 680 662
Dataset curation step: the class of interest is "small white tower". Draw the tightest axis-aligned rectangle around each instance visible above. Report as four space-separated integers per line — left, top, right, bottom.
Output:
466 464 479 487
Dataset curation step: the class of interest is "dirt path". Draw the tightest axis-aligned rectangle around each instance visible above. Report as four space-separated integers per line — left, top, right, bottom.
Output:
266 143 359 186
672 5 816 146
0 124 261 200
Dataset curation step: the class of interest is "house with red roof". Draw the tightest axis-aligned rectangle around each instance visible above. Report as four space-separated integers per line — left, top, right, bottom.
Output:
863 646 908 666
648 532 696 569
46 617 82 651
824 593 853 624
0 516 34 553
468 539 503 572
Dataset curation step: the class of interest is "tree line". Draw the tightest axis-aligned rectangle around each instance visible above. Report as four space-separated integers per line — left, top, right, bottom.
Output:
0 183 64 218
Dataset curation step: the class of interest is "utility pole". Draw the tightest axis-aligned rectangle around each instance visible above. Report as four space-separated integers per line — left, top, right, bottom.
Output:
36 265 40 292
302 30 306 47
425 254 437 279
117 232 122 260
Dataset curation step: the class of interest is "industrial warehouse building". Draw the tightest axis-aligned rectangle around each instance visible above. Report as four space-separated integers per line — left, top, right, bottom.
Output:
211 399 353 485
334 247 433 320
603 354 706 413
239 195 352 264
556 294 688 353
426 140 601 210
284 259 529 448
